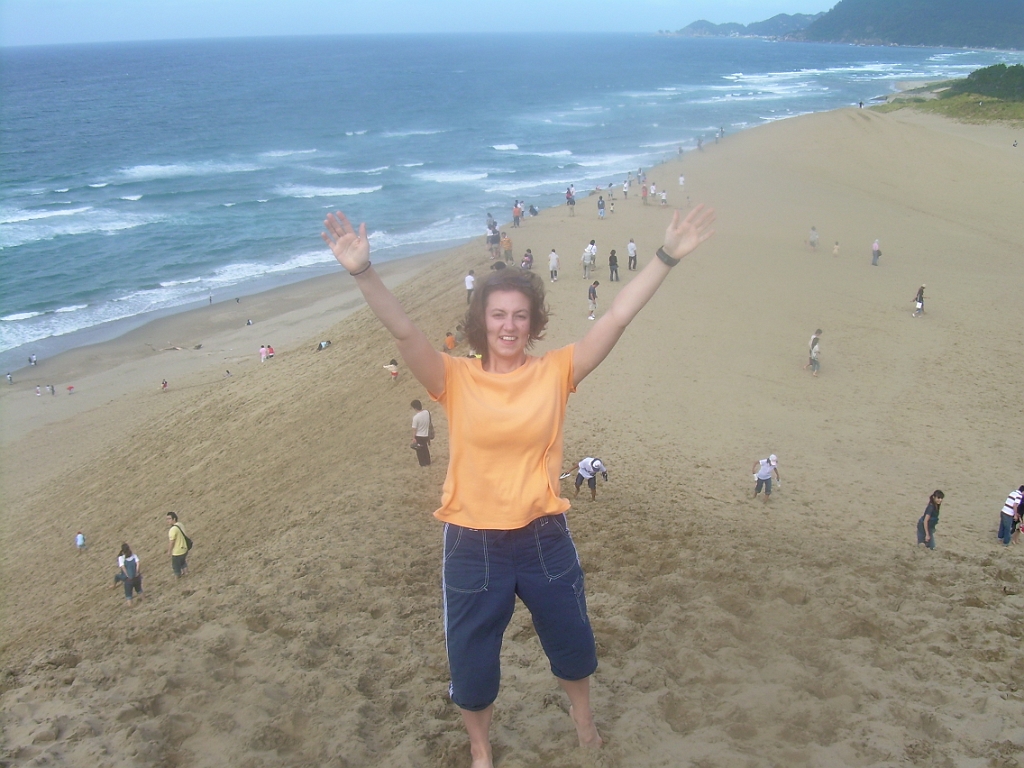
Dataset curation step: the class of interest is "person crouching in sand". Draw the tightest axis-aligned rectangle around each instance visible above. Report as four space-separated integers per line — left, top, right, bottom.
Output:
323 204 715 767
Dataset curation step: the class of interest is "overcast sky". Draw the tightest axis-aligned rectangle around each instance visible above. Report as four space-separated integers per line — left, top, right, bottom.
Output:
0 0 832 47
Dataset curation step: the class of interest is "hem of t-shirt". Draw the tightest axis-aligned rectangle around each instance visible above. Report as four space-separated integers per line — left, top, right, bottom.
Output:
432 503 571 530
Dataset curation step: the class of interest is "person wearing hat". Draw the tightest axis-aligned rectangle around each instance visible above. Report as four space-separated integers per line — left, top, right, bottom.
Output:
574 457 608 501
752 454 780 501
912 285 926 317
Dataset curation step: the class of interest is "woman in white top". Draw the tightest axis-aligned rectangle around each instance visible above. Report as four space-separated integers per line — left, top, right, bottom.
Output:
113 543 143 605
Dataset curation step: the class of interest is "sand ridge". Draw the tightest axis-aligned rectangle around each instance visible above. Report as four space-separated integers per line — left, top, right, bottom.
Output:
1 108 1023 767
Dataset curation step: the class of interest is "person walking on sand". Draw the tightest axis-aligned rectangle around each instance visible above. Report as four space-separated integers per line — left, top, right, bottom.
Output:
809 226 819 250
803 329 822 376
912 284 926 317
384 358 399 383
752 454 780 502
597 196 605 219
321 201 715 768
566 187 575 216
5 373 11 384
113 543 143 606
581 241 596 279
997 485 1022 547
573 457 608 501
588 281 599 320
260 345 267 363
411 400 432 467
627 238 637 270
833 241 840 257
465 270 475 305
548 249 560 282
917 490 944 550
162 379 168 392
871 239 881 266
641 183 648 205
608 250 619 281
501 233 513 264
75 531 86 552
166 512 189 578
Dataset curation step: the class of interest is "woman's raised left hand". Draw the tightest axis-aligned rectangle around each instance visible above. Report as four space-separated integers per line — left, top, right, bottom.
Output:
661 205 716 262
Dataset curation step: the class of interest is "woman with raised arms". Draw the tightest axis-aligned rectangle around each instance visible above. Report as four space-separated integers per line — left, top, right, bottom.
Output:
322 204 715 768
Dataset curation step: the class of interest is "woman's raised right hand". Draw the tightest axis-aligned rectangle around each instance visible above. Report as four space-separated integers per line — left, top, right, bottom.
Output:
322 211 370 274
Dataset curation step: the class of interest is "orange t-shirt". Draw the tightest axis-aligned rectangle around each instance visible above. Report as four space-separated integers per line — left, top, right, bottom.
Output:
432 345 576 529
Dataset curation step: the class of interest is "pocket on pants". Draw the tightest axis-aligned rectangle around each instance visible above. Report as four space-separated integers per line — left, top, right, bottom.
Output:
443 524 489 594
534 516 578 581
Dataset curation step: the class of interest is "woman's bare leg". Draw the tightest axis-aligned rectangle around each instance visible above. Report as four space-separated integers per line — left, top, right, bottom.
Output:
558 677 602 748
460 706 494 768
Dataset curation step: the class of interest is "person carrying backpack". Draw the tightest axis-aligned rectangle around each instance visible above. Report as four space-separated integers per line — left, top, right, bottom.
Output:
166 512 192 577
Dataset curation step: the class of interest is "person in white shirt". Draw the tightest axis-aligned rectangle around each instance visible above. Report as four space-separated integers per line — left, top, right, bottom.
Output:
548 249 560 282
465 270 475 305
112 543 143 605
998 485 1023 546
411 400 432 466
803 330 822 376
751 454 780 501
581 241 596 279
627 239 637 270
573 457 608 501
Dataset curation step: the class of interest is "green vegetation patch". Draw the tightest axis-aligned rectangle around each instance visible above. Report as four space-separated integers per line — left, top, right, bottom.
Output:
875 93 1024 124
944 64 1024 101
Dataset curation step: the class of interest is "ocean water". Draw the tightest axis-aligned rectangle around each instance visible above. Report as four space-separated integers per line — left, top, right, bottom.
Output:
2 35 1021 370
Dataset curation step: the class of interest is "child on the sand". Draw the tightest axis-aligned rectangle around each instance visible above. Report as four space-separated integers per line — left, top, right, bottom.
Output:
384 359 399 383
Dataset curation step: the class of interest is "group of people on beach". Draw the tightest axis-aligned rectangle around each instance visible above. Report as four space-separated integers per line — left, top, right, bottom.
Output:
89 511 191 608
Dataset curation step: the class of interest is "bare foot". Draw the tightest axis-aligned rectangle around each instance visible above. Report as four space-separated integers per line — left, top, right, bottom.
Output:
569 705 603 749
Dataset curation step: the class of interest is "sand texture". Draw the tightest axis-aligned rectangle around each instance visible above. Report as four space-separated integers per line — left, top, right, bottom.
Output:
2 108 1023 767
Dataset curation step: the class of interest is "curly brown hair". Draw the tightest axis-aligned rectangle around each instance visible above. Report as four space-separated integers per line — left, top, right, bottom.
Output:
462 268 549 362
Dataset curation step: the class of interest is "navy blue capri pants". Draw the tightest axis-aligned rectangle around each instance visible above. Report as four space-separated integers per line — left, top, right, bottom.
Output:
442 513 597 711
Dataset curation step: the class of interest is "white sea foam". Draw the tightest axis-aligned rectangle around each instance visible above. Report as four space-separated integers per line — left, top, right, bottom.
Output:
159 278 202 287
492 144 518 151
274 184 382 198
55 304 88 313
118 161 261 182
0 207 93 225
484 177 574 194
54 188 69 193
260 149 317 158
367 215 480 252
88 183 108 188
344 130 368 136
2 311 42 322
382 129 445 138
120 195 143 201
223 203 236 207
530 150 573 157
0 209 166 249
399 162 424 167
257 199 268 203
414 171 488 184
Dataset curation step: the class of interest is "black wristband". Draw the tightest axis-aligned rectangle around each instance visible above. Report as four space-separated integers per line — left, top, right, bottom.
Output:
656 247 680 267
349 261 372 277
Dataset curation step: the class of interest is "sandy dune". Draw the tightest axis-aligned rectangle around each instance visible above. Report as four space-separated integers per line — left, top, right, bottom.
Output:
2 107 1023 767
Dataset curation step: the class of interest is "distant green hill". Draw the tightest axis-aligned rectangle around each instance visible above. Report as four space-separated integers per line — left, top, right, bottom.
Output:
798 0 1024 49
677 13 823 39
